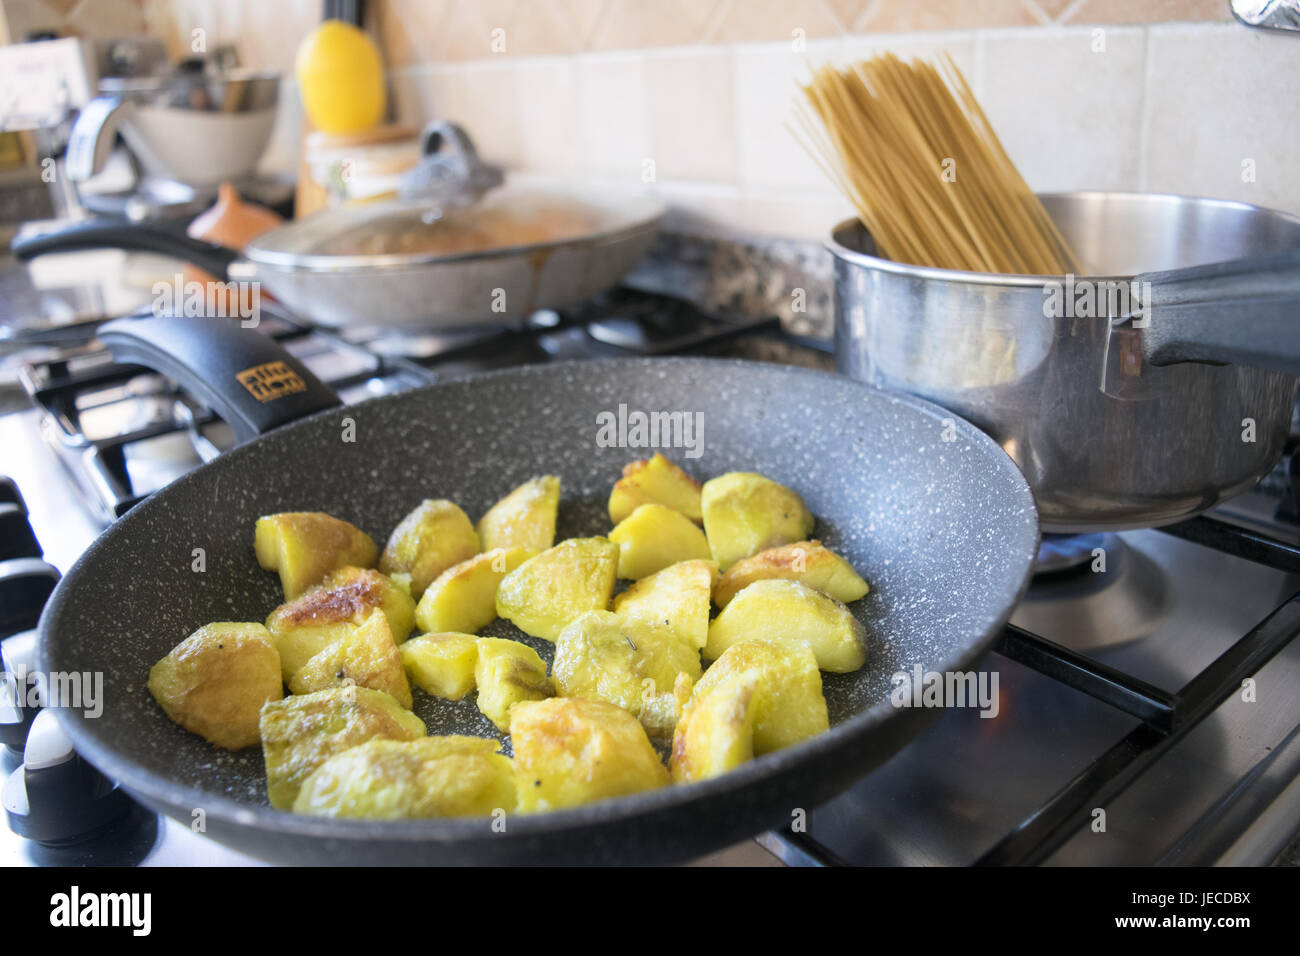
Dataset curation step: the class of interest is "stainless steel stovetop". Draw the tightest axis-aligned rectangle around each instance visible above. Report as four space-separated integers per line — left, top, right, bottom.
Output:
2 289 1299 867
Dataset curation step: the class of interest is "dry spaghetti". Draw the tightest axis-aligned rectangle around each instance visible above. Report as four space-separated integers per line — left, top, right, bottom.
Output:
795 52 1079 275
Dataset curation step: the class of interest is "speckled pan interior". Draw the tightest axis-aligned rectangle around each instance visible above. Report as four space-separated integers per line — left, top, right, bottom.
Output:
39 358 1038 864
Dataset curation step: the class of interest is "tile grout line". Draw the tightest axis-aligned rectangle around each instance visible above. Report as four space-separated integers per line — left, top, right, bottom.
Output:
1136 24 1154 194
1020 0 1052 27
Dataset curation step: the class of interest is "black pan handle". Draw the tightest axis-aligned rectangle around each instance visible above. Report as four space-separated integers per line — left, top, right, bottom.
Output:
10 219 241 281
98 315 341 444
1134 249 1300 375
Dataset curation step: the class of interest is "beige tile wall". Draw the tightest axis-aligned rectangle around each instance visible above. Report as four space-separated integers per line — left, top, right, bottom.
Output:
15 1 1298 241
386 18 1300 238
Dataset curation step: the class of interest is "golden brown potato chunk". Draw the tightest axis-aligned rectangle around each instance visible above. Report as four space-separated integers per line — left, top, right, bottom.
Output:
510 697 668 812
494 537 618 641
608 503 712 580
608 453 703 524
254 512 377 599
260 686 425 810
713 540 869 608
293 736 517 819
414 546 530 635
552 610 700 719
473 637 553 732
265 566 415 680
611 558 717 650
379 499 480 598
399 632 480 700
671 640 827 783
705 578 865 672
476 475 560 554
287 608 412 708
700 472 815 571
670 671 758 783
148 622 283 750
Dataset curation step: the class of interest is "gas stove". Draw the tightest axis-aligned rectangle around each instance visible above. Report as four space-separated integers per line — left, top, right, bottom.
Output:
2 284 1299 867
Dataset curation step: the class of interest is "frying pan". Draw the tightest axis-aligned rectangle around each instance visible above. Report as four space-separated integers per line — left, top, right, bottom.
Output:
37 316 1038 864
10 179 664 331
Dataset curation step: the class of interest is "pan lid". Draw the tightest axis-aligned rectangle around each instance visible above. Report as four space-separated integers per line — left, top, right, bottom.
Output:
246 121 663 273
242 178 665 272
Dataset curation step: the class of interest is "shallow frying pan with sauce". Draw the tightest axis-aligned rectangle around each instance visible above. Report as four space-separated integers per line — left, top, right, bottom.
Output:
11 177 664 332
37 316 1038 864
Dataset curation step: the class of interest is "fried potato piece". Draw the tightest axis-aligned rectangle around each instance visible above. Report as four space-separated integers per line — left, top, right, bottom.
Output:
700 472 815 571
671 640 827 783
399 632 480 700
552 610 701 720
611 558 717 649
414 547 530 635
670 671 758 783
705 579 866 672
148 622 283 750
265 566 416 680
608 453 703 524
474 637 553 732
260 686 425 810
713 539 868 608
709 640 828 752
476 475 560 553
378 499 479 597
510 697 668 812
287 608 412 708
495 537 618 641
608 503 712 580
293 736 516 819
254 512 378 600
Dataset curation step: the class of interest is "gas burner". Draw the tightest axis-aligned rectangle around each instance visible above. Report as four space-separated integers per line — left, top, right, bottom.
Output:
1016 533 1167 651
1033 532 1116 574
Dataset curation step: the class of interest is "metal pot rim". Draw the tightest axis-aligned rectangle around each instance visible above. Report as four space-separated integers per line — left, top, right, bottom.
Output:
826 189 1300 285
98 68 281 95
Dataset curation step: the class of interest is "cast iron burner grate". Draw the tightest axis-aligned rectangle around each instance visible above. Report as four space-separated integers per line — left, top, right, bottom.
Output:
18 288 779 522
765 515 1300 866
11 291 1300 866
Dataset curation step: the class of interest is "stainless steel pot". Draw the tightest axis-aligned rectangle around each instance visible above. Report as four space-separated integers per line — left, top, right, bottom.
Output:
831 191 1300 532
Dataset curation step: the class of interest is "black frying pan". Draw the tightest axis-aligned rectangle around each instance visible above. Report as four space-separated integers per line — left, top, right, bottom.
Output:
37 315 1038 864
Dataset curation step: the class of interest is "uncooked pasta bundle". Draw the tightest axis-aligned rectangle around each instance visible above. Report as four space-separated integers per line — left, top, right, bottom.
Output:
795 52 1080 275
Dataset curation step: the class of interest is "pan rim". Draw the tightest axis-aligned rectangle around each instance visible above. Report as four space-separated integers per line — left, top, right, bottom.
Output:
36 357 1039 852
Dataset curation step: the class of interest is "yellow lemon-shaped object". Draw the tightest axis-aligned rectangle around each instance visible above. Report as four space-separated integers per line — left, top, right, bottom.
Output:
295 20 386 134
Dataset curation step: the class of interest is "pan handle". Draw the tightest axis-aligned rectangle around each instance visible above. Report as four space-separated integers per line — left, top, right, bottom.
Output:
10 219 240 281
1133 249 1300 375
97 314 341 444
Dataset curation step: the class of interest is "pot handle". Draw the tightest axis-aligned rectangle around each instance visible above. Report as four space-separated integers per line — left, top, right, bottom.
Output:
10 219 240 282
65 96 129 182
1134 249 1300 375
97 314 341 444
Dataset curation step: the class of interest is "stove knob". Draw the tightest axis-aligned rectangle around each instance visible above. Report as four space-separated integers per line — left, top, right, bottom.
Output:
0 629 39 754
0 504 41 561
0 477 27 511
3 709 134 845
0 558 59 639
